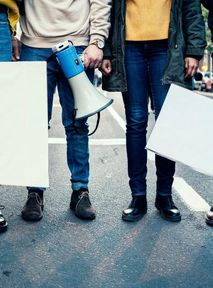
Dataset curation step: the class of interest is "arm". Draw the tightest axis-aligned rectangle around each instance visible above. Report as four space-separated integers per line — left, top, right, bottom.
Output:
83 0 112 69
182 0 206 77
182 0 206 59
100 0 116 76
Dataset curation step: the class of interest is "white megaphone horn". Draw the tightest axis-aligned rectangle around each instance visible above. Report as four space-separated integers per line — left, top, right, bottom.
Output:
52 41 113 120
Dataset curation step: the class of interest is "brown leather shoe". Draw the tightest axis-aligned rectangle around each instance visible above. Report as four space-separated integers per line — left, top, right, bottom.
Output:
21 192 44 221
70 188 96 220
206 206 213 226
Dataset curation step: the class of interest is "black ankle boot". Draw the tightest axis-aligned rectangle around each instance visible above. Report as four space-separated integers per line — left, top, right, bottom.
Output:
0 205 7 233
155 195 181 222
122 195 147 222
70 188 96 220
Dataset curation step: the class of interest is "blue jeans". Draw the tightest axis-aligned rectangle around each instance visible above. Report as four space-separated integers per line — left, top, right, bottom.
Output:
21 44 94 192
0 13 12 61
123 40 175 196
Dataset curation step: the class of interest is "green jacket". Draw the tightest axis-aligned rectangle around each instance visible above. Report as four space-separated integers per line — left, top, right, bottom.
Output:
102 0 206 92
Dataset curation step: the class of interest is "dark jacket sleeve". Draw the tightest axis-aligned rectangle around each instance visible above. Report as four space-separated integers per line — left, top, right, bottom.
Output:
103 0 115 60
182 0 206 58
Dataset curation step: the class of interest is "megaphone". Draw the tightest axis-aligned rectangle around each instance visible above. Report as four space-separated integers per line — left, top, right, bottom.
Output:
52 41 113 120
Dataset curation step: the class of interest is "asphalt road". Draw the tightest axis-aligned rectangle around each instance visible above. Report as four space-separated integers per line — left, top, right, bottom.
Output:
0 89 213 288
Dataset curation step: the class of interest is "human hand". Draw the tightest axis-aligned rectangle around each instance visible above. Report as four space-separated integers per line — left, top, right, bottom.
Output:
83 45 103 69
12 37 21 61
100 59 112 76
185 57 199 78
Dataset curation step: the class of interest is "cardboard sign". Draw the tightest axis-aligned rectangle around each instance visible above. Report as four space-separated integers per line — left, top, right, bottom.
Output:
146 84 213 176
0 62 49 187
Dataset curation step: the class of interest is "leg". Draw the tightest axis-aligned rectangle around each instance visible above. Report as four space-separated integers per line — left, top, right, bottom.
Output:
20 45 57 221
0 12 13 232
122 42 149 221
57 46 95 219
148 40 181 221
0 13 12 62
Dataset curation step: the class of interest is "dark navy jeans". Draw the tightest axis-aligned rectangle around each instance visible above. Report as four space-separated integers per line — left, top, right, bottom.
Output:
0 12 12 61
123 40 175 196
21 44 94 192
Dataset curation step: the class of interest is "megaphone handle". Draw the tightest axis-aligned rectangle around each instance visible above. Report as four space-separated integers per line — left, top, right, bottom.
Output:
72 110 101 136
88 112 100 136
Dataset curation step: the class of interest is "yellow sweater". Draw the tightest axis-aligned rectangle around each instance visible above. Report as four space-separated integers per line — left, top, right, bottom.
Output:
0 0 19 32
126 0 171 41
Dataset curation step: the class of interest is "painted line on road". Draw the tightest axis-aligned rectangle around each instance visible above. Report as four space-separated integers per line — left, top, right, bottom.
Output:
107 105 126 131
48 138 126 145
173 177 210 212
53 104 61 108
107 102 156 161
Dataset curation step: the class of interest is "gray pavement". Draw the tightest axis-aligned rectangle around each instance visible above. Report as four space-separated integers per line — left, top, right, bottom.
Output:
0 91 213 288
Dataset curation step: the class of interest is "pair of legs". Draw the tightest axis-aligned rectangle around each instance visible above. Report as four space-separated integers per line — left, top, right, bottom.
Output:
122 40 180 222
20 44 95 221
0 11 12 232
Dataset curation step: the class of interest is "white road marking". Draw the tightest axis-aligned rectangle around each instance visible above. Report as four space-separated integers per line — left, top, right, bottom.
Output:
48 138 65 144
107 103 156 161
173 177 210 211
48 138 126 145
107 106 126 131
53 104 61 108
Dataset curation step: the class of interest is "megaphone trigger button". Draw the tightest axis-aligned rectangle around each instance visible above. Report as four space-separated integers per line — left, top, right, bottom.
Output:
75 59 80 65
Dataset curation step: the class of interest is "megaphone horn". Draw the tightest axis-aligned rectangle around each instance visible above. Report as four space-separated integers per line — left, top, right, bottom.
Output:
52 41 113 120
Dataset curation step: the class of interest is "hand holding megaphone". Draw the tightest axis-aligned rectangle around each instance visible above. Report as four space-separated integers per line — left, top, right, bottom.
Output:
83 44 103 69
52 41 113 120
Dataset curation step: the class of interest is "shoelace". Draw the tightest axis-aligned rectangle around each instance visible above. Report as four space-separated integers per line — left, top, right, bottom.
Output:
78 191 90 200
27 192 43 206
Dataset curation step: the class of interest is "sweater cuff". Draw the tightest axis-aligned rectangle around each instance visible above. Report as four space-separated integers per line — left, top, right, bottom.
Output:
89 34 105 45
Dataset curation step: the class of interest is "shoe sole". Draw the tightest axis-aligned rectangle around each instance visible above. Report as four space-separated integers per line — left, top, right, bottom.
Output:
75 212 96 220
21 213 43 222
70 202 96 220
122 212 147 222
155 204 181 222
157 209 181 222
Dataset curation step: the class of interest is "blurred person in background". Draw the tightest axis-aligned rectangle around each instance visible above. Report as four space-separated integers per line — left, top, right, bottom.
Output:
202 0 213 226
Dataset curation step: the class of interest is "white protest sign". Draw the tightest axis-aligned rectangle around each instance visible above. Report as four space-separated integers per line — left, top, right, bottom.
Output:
0 61 49 187
146 84 213 176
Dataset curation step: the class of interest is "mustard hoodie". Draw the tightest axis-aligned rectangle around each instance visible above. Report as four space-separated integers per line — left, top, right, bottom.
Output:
0 0 19 32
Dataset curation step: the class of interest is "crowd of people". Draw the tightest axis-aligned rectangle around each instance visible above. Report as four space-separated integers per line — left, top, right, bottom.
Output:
0 0 212 234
